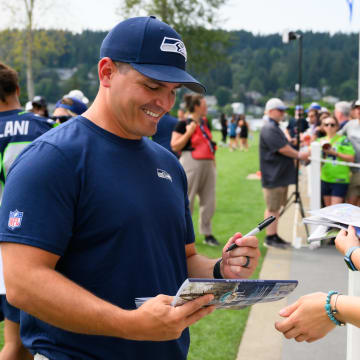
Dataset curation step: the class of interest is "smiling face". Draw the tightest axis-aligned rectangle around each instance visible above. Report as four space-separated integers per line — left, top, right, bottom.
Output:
98 59 180 139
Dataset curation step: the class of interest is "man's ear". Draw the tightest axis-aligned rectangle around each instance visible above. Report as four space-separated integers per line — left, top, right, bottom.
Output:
98 58 116 88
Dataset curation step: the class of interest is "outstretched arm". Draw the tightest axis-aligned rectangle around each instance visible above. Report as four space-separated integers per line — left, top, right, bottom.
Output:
275 226 360 342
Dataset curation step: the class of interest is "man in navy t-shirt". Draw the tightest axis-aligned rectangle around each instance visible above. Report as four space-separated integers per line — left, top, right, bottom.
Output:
0 17 260 360
0 62 53 359
152 112 179 154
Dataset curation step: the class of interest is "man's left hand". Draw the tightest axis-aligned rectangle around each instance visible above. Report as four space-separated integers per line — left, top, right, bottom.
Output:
221 233 260 278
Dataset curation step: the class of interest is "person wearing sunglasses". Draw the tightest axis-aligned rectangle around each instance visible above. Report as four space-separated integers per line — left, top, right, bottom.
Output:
51 96 87 124
317 116 355 206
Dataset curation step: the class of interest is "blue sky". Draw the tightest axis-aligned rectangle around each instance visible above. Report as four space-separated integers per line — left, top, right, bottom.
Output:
1 0 359 34
64 0 359 34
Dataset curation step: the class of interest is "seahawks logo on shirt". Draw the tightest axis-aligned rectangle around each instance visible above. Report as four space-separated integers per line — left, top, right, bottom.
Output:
157 168 172 182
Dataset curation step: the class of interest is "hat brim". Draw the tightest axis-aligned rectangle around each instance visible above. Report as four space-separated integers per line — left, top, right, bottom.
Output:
267 106 287 111
130 63 206 94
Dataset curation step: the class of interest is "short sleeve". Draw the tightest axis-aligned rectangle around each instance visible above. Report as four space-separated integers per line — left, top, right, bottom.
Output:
339 137 356 156
262 125 288 152
173 121 186 134
0 141 77 256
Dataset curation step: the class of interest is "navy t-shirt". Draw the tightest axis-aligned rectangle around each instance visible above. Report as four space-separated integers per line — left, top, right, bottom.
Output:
0 116 194 359
259 118 296 188
0 109 53 199
152 113 178 153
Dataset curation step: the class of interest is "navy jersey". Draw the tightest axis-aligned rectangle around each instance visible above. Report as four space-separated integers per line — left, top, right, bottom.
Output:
0 116 194 359
152 113 178 152
0 109 53 200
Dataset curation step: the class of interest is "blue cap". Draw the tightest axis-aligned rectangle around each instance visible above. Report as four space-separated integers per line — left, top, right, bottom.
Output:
56 97 87 115
100 16 205 94
308 102 321 111
295 105 303 111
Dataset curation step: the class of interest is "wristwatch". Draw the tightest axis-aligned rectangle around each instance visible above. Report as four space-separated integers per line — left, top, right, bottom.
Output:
344 246 360 271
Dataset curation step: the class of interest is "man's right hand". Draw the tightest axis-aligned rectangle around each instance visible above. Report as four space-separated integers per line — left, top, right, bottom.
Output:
129 294 215 341
298 151 310 161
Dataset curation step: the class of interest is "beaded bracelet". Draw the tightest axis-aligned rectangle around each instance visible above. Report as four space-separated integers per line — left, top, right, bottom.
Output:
325 291 345 327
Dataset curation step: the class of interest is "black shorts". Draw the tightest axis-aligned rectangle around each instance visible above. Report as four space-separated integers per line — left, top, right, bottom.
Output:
0 294 20 323
321 180 348 198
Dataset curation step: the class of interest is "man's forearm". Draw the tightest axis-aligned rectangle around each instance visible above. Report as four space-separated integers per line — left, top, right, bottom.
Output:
6 264 135 339
278 144 298 158
187 253 218 278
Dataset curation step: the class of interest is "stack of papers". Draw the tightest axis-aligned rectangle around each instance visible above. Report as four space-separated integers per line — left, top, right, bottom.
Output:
303 203 360 242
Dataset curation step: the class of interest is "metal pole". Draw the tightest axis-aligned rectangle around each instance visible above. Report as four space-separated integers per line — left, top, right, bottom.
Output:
298 35 302 106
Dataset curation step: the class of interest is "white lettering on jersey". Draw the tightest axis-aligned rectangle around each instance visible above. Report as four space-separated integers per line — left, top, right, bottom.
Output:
0 121 29 138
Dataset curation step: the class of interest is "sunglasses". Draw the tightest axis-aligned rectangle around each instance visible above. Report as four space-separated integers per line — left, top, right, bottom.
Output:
324 123 336 127
51 115 72 123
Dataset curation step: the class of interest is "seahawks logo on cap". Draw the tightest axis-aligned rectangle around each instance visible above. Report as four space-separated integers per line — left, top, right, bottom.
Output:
160 37 187 61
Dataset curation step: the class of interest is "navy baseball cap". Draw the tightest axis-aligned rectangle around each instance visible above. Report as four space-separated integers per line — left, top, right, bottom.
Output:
100 16 205 94
55 97 87 115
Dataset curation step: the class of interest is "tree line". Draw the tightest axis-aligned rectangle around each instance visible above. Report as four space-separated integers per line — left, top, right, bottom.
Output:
0 28 358 106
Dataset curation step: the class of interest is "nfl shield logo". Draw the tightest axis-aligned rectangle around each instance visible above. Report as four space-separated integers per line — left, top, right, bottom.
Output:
8 210 23 230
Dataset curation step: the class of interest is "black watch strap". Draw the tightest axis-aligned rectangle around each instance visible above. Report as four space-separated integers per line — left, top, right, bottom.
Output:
213 259 223 279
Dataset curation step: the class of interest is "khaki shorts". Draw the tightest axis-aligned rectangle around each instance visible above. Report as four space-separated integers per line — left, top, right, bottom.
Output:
263 186 288 212
347 172 360 200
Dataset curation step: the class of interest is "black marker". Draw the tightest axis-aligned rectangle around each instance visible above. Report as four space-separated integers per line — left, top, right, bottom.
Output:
226 216 276 252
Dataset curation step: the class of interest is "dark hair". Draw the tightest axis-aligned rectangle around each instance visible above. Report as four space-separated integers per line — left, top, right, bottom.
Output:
308 109 320 126
0 62 19 103
183 94 203 113
32 103 49 118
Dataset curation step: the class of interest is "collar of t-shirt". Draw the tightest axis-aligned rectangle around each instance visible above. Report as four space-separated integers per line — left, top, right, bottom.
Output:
0 109 23 118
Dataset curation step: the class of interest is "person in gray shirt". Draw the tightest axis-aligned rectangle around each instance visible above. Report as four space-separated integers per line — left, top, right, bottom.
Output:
260 98 309 249
338 100 360 205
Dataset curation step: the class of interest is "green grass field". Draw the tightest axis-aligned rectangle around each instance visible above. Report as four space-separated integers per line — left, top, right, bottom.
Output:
0 131 266 358
188 131 267 360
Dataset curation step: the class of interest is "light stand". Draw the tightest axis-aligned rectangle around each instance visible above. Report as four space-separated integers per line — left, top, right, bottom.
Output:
280 31 309 239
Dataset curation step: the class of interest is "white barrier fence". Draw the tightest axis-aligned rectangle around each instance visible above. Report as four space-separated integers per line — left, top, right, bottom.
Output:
308 142 360 360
